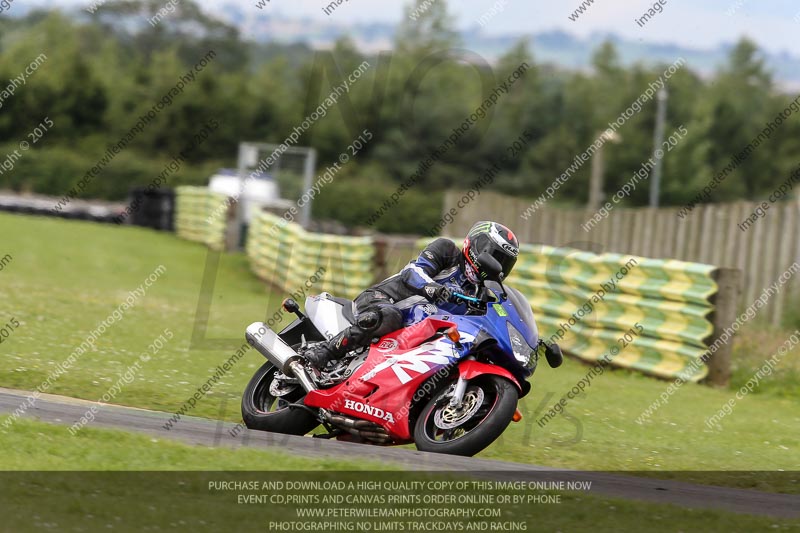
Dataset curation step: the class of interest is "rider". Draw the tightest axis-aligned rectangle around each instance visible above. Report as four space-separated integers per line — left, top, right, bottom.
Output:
303 221 520 369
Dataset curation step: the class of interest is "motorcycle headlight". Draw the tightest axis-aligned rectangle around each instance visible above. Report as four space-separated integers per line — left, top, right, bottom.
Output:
507 322 535 369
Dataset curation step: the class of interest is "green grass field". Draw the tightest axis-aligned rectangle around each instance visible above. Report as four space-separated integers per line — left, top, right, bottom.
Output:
1 419 798 532
1 212 798 480
0 417 388 471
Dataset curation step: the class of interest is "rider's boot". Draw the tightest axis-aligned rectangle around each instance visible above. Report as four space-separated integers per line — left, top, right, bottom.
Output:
302 312 380 370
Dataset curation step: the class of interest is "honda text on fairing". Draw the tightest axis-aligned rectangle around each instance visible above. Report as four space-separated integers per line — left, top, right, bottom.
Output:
241 253 563 457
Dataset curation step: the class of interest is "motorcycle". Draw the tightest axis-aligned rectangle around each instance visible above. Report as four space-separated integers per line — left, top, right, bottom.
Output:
241 253 563 457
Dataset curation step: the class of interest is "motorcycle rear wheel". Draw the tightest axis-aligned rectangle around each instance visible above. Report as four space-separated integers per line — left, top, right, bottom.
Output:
413 375 518 457
241 362 320 435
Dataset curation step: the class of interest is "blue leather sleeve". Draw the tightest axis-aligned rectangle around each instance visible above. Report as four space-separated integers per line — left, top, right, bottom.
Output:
399 262 435 291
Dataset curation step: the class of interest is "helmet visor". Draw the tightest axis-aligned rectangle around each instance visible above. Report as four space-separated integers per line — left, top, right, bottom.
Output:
489 246 517 278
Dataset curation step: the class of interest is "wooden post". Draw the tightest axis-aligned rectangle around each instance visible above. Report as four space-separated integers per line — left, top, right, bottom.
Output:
224 198 241 252
706 268 742 386
373 235 388 284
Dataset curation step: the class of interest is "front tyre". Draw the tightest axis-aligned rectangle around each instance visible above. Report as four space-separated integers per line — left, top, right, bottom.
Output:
413 375 518 457
241 362 320 435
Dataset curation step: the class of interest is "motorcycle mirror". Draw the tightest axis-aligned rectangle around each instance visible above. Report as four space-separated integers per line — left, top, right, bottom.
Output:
476 252 503 282
545 343 563 368
282 298 305 319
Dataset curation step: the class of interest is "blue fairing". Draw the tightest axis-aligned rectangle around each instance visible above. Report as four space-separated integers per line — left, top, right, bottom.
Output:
401 283 539 378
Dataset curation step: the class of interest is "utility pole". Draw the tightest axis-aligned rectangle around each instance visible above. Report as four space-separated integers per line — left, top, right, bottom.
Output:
649 87 668 207
587 129 621 211
234 143 255 250
299 148 317 229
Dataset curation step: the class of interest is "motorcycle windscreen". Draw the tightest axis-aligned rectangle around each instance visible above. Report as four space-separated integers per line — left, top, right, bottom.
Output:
304 293 352 340
487 282 538 348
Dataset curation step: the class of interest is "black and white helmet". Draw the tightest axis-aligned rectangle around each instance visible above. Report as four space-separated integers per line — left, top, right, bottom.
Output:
462 221 519 284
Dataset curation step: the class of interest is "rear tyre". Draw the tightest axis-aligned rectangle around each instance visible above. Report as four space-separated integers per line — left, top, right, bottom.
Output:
241 362 319 435
413 375 518 457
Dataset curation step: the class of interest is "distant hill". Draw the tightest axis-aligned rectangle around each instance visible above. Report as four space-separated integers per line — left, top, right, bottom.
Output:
17 0 800 88
205 4 800 89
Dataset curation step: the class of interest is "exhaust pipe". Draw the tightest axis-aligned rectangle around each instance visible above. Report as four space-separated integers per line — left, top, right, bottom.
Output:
329 415 392 443
245 322 317 393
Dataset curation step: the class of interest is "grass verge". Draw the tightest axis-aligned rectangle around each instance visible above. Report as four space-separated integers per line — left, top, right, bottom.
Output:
0 422 797 532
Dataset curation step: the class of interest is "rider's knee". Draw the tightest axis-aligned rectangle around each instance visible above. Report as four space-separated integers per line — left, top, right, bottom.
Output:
375 306 403 336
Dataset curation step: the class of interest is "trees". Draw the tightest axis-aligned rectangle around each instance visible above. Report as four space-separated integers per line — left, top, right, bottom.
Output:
0 1 793 232
697 38 778 199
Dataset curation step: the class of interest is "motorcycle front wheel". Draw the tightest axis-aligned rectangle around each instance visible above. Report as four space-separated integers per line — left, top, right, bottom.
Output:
413 375 518 457
241 362 320 435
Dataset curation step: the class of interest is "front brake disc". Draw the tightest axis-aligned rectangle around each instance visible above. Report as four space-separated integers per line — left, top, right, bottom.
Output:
433 386 485 430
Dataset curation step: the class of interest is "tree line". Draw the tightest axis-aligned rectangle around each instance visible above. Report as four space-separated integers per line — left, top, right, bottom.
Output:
0 0 796 234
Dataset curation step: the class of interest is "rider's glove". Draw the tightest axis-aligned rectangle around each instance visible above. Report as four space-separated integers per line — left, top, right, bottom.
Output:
423 283 454 305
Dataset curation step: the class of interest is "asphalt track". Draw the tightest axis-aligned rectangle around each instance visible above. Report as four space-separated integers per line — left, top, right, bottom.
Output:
1 387 798 519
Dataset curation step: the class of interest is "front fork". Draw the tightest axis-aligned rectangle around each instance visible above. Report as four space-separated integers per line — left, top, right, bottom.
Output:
449 357 524 407
448 356 476 408
448 375 470 407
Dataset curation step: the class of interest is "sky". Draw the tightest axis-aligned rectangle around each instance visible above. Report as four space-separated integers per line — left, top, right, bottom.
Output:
30 0 800 56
